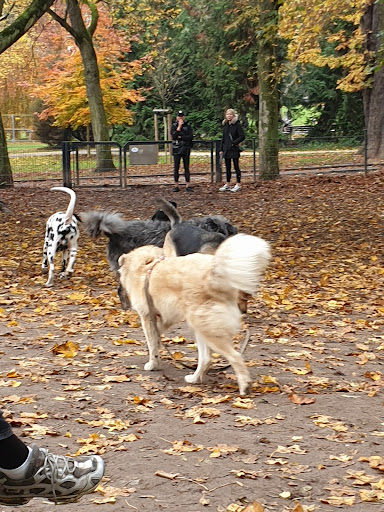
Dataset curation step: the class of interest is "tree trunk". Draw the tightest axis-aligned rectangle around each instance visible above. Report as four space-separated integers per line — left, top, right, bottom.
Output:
258 0 280 180
0 0 57 187
65 0 115 172
361 2 384 160
0 113 13 187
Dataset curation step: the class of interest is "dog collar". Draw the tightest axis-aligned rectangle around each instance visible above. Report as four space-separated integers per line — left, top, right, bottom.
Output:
146 256 165 279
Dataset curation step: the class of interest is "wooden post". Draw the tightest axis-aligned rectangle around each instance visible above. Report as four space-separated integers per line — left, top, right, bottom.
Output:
154 113 159 141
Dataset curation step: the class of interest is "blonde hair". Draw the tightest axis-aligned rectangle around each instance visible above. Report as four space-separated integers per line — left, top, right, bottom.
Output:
226 109 236 116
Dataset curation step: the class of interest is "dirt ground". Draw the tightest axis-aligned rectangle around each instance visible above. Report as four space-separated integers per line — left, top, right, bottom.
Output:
0 171 383 512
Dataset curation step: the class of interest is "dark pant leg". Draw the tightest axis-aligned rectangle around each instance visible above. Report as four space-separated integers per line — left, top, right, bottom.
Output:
225 158 232 183
182 149 191 183
0 410 30 469
173 154 182 183
233 157 241 183
0 410 13 441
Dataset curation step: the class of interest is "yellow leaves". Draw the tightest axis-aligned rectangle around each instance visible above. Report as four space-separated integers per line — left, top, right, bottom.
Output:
207 444 239 458
241 502 265 512
275 444 307 455
289 362 313 375
93 484 135 504
170 335 186 343
359 489 384 502
365 371 382 382
202 394 232 405
1 394 35 404
102 375 131 383
235 414 285 426
311 415 348 432
232 398 255 409
0 380 21 388
112 338 141 346
184 406 221 424
163 440 204 455
329 453 354 463
67 292 88 302
321 496 356 506
76 432 138 455
52 341 79 358
359 456 384 472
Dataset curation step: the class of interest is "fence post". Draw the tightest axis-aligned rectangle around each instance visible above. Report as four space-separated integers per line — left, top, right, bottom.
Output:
363 129 368 173
62 141 71 187
215 140 222 183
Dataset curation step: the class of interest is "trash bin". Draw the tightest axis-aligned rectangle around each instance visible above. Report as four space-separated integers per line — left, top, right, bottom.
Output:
129 144 158 165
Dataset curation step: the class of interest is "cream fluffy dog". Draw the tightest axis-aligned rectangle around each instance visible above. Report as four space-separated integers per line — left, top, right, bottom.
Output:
118 234 271 395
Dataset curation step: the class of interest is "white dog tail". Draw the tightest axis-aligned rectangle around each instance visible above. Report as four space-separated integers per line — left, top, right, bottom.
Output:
51 187 76 225
211 234 271 295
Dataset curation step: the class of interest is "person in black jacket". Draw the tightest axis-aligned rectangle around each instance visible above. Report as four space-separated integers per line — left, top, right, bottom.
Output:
171 111 193 193
219 109 245 192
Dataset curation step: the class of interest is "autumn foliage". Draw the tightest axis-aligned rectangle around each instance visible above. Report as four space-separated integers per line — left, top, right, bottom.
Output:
32 5 145 129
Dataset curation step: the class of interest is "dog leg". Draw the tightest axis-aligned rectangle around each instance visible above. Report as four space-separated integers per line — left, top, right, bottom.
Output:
199 336 252 396
63 243 77 278
45 241 58 287
141 315 161 371
60 248 69 278
42 236 49 275
185 333 212 384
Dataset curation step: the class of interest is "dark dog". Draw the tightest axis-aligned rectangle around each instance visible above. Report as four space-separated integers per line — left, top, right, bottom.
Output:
151 201 177 222
156 199 231 256
80 206 238 309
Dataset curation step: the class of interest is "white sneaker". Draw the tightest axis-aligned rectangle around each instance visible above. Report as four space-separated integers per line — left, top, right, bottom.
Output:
231 184 242 192
219 184 231 192
0 445 105 505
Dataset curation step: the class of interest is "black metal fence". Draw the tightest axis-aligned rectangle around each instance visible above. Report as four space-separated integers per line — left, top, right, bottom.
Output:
4 132 376 187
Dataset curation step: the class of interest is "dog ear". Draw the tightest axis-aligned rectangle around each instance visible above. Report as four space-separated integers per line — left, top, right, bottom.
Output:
118 254 126 267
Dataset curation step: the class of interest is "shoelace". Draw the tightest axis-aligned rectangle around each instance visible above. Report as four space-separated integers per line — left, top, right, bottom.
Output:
40 450 74 504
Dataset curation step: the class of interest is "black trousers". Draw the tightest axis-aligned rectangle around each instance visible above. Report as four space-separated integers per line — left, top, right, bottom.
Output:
225 157 241 183
173 149 191 183
0 409 13 440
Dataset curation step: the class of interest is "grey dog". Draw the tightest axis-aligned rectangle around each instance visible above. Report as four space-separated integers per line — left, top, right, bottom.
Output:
80 204 238 309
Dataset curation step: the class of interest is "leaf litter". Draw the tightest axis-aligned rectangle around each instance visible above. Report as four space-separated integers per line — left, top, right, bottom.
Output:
0 172 383 511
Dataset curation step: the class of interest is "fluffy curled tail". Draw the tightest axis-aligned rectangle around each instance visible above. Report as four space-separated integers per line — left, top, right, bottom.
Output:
51 187 76 225
80 210 127 238
155 198 182 226
211 234 271 295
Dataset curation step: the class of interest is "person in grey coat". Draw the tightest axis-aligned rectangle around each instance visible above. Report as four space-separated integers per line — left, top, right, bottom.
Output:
219 109 245 192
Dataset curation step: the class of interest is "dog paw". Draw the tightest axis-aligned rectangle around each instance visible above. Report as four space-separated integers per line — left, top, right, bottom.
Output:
45 281 53 287
144 361 159 371
185 374 203 384
238 382 252 396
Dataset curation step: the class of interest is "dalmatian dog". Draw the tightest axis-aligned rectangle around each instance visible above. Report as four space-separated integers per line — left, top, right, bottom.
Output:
42 187 79 287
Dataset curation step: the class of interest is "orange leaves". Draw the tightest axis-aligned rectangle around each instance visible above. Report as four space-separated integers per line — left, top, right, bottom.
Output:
52 341 79 358
33 4 145 130
288 394 316 405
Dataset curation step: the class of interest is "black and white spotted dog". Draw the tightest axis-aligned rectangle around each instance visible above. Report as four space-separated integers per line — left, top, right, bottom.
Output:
42 187 79 287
